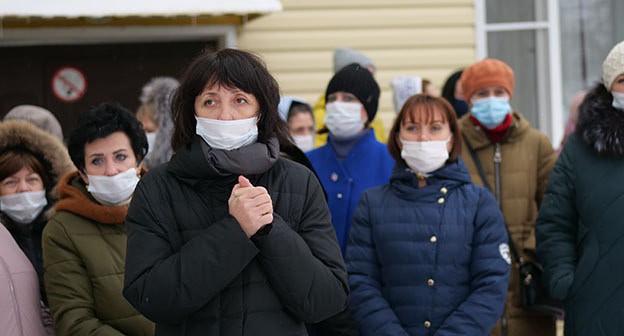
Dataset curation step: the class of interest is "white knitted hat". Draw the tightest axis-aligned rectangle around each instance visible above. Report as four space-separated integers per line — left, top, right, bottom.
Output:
602 40 624 90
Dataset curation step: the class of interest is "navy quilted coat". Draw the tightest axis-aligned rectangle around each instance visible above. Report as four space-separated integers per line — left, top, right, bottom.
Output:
346 159 510 335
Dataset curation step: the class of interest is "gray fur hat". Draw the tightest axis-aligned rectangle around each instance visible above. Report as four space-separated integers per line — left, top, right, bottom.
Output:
138 76 179 169
4 105 64 142
333 47 376 73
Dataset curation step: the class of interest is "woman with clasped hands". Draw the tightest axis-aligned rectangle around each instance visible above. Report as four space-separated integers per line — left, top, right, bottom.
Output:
123 48 349 336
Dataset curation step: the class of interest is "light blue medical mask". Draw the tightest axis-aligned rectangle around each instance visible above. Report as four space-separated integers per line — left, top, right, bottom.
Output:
612 91 624 110
471 97 512 129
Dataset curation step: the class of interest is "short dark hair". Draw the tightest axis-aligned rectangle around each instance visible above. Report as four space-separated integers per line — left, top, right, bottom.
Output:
387 94 462 164
67 102 148 172
171 48 291 149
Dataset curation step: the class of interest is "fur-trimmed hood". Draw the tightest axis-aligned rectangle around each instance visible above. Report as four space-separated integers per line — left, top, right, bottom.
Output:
577 83 624 156
139 77 178 169
0 120 75 223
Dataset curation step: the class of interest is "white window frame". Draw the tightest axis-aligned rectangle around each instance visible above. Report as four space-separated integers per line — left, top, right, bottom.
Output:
475 0 563 145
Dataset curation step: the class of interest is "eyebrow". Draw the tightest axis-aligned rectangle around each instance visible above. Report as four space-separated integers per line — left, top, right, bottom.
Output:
87 148 127 158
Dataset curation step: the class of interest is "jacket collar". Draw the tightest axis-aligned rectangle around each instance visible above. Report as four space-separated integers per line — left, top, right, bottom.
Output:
460 111 530 150
55 171 130 224
390 159 472 199
576 84 624 156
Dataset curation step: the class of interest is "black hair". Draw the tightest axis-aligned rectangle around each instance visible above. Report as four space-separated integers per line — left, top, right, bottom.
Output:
67 102 148 172
171 48 291 149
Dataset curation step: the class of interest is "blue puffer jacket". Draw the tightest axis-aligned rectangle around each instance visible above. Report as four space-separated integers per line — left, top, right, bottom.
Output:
346 159 510 336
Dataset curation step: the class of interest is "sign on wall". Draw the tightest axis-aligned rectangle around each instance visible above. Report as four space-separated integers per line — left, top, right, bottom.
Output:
51 66 87 103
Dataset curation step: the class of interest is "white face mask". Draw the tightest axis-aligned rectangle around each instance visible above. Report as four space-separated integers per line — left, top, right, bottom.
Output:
145 131 157 155
87 168 140 206
293 134 314 152
612 91 624 110
195 116 258 150
325 102 365 137
400 137 451 174
0 190 48 224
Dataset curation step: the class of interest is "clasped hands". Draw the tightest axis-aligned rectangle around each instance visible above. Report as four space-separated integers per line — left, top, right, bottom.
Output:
228 175 274 237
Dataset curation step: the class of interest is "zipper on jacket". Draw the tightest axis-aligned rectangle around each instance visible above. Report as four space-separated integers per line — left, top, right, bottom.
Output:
493 143 502 206
0 256 24 336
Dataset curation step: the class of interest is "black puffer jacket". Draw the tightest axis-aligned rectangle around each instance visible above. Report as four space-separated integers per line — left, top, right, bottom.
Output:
123 137 349 336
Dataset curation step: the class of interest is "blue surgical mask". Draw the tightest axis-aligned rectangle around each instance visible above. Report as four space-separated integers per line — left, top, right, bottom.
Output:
471 97 511 129
612 91 624 110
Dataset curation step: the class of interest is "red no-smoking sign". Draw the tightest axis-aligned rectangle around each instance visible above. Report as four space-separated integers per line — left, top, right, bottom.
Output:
51 66 87 103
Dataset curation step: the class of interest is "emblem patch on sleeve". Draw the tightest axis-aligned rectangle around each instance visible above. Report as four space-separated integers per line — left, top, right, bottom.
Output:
499 243 511 265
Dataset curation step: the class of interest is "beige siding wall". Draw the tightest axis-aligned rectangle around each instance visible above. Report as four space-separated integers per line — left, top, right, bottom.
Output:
239 0 476 135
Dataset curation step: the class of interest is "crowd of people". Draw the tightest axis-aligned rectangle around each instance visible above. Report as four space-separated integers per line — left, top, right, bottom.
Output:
1 41 623 336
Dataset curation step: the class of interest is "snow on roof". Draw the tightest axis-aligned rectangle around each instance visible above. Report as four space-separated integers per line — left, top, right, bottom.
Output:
0 0 282 18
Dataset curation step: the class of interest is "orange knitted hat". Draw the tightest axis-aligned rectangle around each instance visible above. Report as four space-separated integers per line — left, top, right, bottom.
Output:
460 58 515 101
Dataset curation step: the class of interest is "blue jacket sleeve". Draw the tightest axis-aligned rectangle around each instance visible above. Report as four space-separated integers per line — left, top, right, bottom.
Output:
535 141 578 300
435 188 510 335
346 191 409 336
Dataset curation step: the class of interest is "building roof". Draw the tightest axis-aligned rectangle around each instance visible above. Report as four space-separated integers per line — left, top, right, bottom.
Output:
0 0 282 18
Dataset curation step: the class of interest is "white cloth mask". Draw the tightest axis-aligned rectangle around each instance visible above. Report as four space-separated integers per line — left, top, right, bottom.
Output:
293 134 315 152
325 102 365 137
87 168 140 206
0 190 48 224
612 91 624 110
145 131 157 155
195 116 258 150
400 137 451 174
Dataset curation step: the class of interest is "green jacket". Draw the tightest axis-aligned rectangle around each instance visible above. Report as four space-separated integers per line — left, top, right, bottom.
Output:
43 171 154 335
537 84 624 335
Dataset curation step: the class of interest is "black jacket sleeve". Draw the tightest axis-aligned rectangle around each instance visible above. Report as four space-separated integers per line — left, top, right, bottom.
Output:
123 179 259 324
251 170 349 323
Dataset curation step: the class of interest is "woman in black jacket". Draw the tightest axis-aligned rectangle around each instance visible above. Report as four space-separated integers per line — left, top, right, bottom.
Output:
123 48 349 336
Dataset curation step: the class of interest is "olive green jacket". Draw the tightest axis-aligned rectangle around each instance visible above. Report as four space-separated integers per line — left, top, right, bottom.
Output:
43 171 154 335
460 112 556 252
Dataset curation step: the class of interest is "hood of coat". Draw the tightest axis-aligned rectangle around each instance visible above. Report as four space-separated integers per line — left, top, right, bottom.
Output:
55 170 145 225
390 158 473 200
0 120 75 223
576 83 624 156
460 111 531 150
140 77 179 169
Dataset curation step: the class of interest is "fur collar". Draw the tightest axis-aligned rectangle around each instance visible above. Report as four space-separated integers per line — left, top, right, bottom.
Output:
577 84 624 156
55 171 128 224
0 120 75 221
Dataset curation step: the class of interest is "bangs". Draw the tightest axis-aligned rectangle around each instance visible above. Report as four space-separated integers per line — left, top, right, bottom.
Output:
403 100 449 125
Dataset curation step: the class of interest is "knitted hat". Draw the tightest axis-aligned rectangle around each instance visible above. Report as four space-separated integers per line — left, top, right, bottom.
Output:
390 76 422 113
602 40 624 90
333 47 376 73
325 63 380 121
460 58 515 101
4 105 64 141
